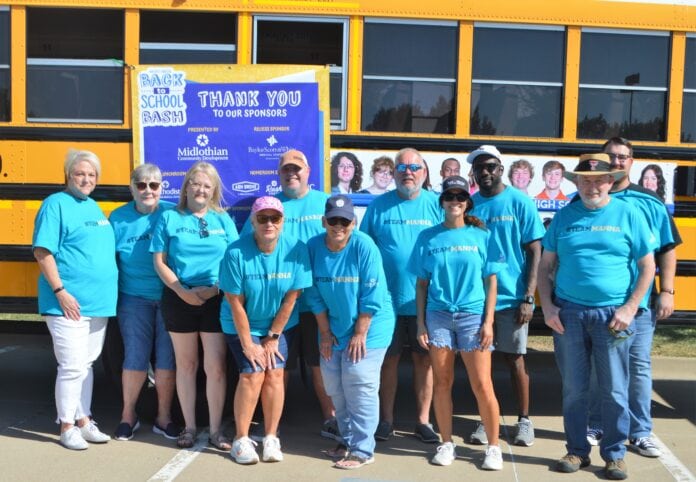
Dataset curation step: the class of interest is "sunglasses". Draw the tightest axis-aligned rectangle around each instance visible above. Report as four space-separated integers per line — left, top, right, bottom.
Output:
441 192 469 202
326 217 352 227
473 163 502 173
395 163 424 173
135 181 161 191
256 214 283 225
198 217 209 238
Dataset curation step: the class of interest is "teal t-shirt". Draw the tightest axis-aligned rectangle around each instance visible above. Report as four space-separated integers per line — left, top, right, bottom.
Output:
410 223 503 314
241 189 329 312
305 231 395 351
360 189 443 315
33 191 118 317
471 187 545 310
543 198 657 307
110 200 175 300
150 208 239 287
218 234 312 335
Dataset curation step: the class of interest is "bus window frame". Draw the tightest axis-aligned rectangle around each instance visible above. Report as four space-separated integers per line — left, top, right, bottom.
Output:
577 27 670 141
0 6 10 122
252 14 349 131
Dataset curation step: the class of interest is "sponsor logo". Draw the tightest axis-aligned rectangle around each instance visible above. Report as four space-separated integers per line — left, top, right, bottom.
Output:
232 181 259 194
196 134 209 147
266 135 278 147
265 180 282 195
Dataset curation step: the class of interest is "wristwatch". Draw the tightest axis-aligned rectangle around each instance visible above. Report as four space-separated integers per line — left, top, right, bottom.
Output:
266 330 281 340
522 295 535 304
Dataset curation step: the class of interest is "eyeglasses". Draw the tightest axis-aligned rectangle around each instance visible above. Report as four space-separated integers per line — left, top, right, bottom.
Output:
374 169 393 177
198 217 209 238
395 163 424 173
473 163 502 173
280 164 301 174
135 181 161 191
606 153 630 161
441 192 469 202
326 217 352 227
189 181 213 191
338 163 354 170
256 214 283 225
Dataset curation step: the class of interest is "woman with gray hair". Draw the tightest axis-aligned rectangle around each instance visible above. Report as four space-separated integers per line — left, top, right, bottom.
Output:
32 149 118 450
110 163 178 441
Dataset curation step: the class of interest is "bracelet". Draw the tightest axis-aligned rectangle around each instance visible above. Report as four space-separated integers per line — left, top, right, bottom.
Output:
661 289 675 295
53 286 65 294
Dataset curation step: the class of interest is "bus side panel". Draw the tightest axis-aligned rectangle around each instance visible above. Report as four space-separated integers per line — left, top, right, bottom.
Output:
0 262 39 297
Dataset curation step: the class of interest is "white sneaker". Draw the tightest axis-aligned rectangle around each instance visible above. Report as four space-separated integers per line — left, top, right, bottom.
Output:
630 436 662 458
231 436 259 465
431 441 456 466
262 435 284 462
482 444 503 471
79 420 110 444
60 426 88 450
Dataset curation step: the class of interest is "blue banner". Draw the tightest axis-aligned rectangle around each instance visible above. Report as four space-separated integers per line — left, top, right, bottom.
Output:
138 68 322 226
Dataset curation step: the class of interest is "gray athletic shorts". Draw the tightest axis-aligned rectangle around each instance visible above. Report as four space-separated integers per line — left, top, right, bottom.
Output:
494 307 529 355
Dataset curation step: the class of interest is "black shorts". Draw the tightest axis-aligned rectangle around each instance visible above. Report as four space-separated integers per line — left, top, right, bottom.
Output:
286 311 321 369
161 287 223 333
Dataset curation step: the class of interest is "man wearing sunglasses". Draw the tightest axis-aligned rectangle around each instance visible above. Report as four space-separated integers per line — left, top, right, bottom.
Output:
583 137 681 458
466 145 545 448
360 147 443 444
240 149 337 443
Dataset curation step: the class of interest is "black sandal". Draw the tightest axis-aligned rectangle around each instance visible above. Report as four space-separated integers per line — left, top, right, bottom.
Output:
323 443 348 460
177 427 196 448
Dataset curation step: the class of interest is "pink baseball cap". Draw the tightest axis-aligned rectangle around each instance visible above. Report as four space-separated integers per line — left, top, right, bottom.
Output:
251 196 284 215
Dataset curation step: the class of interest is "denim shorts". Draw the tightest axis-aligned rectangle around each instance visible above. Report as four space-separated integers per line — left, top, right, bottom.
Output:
117 292 175 371
226 327 296 374
426 310 493 352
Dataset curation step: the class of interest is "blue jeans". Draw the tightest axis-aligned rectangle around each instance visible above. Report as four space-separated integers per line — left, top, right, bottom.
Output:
117 293 175 371
588 308 654 438
320 347 387 459
553 298 631 462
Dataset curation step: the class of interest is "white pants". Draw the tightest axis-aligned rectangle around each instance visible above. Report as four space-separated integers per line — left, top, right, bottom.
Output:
45 315 108 424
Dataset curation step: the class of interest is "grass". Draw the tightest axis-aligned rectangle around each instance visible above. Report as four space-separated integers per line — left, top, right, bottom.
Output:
528 325 696 358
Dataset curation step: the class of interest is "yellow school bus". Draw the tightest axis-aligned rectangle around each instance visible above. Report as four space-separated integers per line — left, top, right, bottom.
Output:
0 0 694 321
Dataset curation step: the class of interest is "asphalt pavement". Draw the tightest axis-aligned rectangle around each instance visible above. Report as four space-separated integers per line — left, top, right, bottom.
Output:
0 332 694 482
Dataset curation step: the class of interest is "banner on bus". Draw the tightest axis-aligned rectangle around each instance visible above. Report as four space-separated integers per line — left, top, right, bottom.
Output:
130 64 331 228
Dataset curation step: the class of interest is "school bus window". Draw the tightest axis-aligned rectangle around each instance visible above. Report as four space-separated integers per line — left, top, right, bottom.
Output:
577 28 669 142
0 6 9 122
26 8 124 123
681 35 696 143
362 19 457 134
254 16 347 130
471 23 564 138
140 11 237 64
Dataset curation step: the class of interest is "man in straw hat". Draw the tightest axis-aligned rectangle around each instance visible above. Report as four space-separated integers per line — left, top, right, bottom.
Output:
537 153 657 480
584 138 682 457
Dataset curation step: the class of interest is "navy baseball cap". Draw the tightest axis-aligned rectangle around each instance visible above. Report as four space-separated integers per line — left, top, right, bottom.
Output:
324 195 355 220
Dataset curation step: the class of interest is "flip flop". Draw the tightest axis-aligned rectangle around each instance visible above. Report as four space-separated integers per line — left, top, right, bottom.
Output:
334 454 375 470
208 431 232 451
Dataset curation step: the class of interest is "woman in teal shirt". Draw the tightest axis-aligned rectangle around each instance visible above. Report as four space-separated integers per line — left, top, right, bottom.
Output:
220 196 311 465
306 195 395 470
412 176 503 470
151 161 238 450
33 149 117 450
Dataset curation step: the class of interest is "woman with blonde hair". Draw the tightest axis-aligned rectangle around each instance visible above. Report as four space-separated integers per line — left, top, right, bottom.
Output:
33 149 118 450
151 161 239 449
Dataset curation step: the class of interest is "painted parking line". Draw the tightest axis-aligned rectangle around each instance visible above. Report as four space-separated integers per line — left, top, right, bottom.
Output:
147 430 209 482
653 433 696 482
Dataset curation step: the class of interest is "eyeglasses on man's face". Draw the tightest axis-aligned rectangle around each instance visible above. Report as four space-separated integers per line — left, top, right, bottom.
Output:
606 153 630 161
473 162 502 174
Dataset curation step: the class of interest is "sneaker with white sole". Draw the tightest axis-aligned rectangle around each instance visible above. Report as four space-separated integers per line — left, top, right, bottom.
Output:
321 418 342 442
60 426 88 450
482 444 503 471
513 418 535 447
629 437 662 458
79 420 110 443
469 422 488 445
262 435 284 462
431 441 456 466
586 427 603 446
231 436 259 465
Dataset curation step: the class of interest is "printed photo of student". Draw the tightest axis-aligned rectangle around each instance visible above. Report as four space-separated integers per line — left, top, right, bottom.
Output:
331 152 363 194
